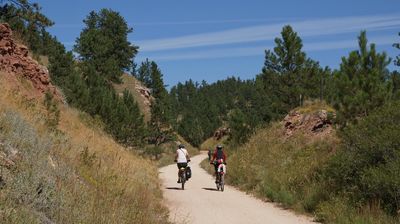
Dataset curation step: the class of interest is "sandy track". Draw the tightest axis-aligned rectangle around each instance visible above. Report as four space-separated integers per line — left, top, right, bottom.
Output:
159 152 316 224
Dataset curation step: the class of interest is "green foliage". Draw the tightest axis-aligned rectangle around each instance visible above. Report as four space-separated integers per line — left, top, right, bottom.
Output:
0 0 54 54
257 25 330 115
227 109 253 145
394 32 400 67
144 145 163 160
172 26 332 147
170 77 269 146
74 9 138 83
323 101 400 215
54 9 147 147
331 31 391 126
135 59 152 88
110 90 146 146
390 71 400 100
147 61 175 145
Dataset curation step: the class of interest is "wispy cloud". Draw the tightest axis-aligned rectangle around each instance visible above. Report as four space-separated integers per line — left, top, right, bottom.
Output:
52 17 294 29
136 14 400 52
132 17 293 26
137 35 396 62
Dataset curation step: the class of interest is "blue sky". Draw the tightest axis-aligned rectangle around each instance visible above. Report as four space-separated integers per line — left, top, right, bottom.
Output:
35 0 400 87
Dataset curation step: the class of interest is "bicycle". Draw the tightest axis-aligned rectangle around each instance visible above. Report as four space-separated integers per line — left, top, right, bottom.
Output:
216 163 226 191
178 166 187 190
176 161 191 190
211 160 226 192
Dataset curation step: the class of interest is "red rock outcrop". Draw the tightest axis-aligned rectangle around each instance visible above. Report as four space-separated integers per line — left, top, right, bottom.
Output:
283 109 334 138
213 127 230 140
0 23 60 99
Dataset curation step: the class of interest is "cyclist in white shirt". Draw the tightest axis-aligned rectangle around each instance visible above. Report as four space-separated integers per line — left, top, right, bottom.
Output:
174 144 190 183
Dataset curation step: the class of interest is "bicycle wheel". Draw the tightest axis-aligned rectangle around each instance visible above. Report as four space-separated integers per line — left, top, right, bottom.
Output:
181 172 186 190
220 174 224 192
216 173 221 191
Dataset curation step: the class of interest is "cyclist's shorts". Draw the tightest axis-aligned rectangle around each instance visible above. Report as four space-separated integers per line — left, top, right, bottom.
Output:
177 163 188 169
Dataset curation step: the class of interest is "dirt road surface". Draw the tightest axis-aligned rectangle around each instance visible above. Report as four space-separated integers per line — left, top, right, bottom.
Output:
159 152 316 224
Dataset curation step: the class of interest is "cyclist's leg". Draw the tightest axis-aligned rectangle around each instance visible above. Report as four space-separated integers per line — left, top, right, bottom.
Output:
177 163 184 182
214 163 219 182
177 163 188 183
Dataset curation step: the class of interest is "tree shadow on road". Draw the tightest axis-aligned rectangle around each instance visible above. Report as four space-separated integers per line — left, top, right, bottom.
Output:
202 187 218 191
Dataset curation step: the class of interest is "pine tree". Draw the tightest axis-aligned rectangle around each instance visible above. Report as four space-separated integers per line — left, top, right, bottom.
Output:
136 59 152 87
332 31 391 126
259 25 323 115
390 71 400 100
74 9 138 83
113 90 146 146
228 109 252 145
147 61 174 145
394 32 400 67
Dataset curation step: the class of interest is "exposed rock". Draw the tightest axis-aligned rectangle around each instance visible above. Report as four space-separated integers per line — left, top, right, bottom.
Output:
0 23 61 100
213 127 230 140
135 84 152 106
283 109 335 138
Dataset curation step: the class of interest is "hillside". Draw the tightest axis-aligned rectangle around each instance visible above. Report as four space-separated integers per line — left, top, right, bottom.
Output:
225 102 399 223
199 127 230 151
0 24 168 223
113 73 152 122
227 103 337 218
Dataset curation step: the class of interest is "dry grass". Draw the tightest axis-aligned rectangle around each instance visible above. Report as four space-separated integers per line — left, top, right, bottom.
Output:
199 136 228 151
0 75 169 223
113 74 151 122
295 100 335 114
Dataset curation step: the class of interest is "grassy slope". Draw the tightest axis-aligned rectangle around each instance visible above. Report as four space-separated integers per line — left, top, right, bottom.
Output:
223 102 398 223
200 135 228 151
0 75 169 223
113 73 151 122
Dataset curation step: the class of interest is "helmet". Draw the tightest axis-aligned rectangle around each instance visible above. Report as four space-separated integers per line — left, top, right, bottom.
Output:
178 144 185 149
216 145 223 150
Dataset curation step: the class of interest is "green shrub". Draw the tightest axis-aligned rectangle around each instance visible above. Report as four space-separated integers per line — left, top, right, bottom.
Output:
324 101 400 215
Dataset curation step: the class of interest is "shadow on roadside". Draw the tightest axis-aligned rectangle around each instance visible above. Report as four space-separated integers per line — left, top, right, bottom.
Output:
165 187 182 190
202 187 218 191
